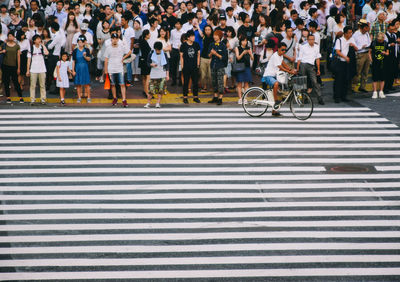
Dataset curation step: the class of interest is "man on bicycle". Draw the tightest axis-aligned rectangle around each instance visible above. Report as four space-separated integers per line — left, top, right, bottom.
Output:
262 42 297 116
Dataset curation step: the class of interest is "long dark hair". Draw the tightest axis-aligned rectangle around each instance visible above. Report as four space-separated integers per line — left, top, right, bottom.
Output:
140 29 150 41
158 26 170 41
65 12 78 30
203 24 213 39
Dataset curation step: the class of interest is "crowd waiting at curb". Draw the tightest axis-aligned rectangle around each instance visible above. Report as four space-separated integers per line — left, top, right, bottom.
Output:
0 0 399 108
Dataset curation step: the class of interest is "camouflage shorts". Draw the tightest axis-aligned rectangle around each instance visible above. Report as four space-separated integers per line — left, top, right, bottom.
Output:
149 78 166 95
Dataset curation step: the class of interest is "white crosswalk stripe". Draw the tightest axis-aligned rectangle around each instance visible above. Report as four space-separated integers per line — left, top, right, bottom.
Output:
0 106 399 281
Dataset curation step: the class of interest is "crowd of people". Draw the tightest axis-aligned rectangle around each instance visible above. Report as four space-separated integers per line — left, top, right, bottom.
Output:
0 0 399 108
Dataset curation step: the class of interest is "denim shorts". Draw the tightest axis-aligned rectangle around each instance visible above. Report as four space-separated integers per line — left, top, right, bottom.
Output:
261 76 277 88
109 72 124 85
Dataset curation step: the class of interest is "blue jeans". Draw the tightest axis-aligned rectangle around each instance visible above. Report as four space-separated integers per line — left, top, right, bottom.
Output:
109 72 124 85
261 76 277 88
126 62 132 82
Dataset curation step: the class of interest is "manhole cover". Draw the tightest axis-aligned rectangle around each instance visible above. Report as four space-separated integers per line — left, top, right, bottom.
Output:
325 165 377 174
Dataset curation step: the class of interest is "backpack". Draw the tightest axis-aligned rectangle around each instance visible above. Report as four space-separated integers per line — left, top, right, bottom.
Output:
30 44 46 59
0 40 6 66
267 32 279 52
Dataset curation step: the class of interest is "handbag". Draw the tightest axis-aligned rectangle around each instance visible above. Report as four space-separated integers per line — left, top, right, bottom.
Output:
123 53 136 64
329 38 342 73
231 47 246 73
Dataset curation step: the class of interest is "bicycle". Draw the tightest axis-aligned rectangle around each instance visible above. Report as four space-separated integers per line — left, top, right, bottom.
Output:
242 74 314 120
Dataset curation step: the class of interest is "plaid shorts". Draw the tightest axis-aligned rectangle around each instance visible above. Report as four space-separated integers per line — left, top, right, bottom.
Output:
149 78 166 95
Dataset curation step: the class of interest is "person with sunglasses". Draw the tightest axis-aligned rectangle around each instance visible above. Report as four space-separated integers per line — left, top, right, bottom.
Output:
261 42 297 117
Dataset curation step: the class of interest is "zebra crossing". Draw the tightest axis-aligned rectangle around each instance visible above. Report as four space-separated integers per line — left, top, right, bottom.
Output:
0 106 400 281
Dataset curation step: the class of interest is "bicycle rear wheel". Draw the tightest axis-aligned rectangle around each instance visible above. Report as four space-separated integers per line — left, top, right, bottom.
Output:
289 91 313 120
242 87 269 117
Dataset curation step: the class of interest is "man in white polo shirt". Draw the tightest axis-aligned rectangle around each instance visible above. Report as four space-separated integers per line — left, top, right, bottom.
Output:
297 33 324 105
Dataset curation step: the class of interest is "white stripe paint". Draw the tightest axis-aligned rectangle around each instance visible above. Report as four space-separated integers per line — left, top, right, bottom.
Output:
2 268 400 280
0 107 374 112
0 191 398 201
0 118 390 125
0 174 399 183
0 124 396 130
0 166 326 175
2 220 399 232
0 150 399 156
0 111 382 118
0 182 399 191
2 255 400 267
1 210 398 221
2 231 400 243
1 158 399 166
376 166 400 171
0 174 399 184
1 201 399 211
1 243 399 255
1 129 398 137
4 140 400 149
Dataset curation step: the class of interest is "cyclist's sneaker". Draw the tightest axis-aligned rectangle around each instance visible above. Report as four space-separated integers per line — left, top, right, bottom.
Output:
273 100 282 110
272 110 282 117
112 98 117 106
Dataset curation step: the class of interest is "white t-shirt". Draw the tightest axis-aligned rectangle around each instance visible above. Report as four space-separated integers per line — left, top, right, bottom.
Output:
104 44 126 74
263 52 283 77
27 45 47 73
121 26 135 48
72 32 94 45
150 52 167 79
298 43 321 65
334 37 356 61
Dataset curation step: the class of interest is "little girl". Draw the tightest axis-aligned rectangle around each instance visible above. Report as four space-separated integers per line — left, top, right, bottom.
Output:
56 52 73 106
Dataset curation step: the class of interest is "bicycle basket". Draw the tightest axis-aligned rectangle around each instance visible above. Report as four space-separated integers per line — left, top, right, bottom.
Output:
292 76 307 91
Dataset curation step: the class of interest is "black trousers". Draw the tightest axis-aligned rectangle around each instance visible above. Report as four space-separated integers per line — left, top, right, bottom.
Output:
46 54 59 91
170 48 180 84
333 61 349 101
384 55 397 90
183 68 199 97
2 65 22 97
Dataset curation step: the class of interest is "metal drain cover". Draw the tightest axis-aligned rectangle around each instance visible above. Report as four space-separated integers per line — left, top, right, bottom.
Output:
325 165 377 174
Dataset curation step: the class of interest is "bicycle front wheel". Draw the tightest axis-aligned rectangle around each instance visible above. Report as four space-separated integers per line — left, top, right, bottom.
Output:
242 87 269 117
289 91 314 120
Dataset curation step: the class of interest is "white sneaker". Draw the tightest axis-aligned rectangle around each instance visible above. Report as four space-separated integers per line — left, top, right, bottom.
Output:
379 91 386 98
99 78 104 83
155 103 161 108
41 99 46 105
238 99 242 105
87 98 92 103
134 77 139 82
372 91 378 99
144 103 150 108
77 98 81 103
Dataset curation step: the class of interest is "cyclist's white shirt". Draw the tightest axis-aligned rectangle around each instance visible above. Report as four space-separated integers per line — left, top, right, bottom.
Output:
263 52 283 77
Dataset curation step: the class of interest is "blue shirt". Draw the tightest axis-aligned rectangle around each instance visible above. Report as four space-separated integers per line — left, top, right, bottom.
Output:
53 10 67 27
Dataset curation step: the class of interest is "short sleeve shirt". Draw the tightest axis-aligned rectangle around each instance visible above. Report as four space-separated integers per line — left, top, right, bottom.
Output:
180 41 200 70
263 52 283 77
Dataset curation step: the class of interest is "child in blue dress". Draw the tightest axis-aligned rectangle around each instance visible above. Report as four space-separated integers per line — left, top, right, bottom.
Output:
72 35 91 103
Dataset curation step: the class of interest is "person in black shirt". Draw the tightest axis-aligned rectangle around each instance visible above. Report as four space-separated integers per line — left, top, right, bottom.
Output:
180 30 201 104
215 14 228 40
200 25 214 92
181 1 195 24
208 30 228 105
237 13 255 47
165 4 177 29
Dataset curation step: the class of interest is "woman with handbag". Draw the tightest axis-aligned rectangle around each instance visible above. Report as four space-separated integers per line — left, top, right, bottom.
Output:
139 30 151 99
234 36 254 104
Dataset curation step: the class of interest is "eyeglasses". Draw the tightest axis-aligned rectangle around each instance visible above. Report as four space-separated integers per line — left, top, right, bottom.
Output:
280 49 287 51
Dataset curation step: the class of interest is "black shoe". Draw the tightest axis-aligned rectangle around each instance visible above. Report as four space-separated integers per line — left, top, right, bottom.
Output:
193 97 201 103
183 98 188 104
358 88 368 93
273 100 282 110
216 98 222 105
272 110 282 117
107 93 113 100
334 99 340 103
208 97 218 103
318 97 325 105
